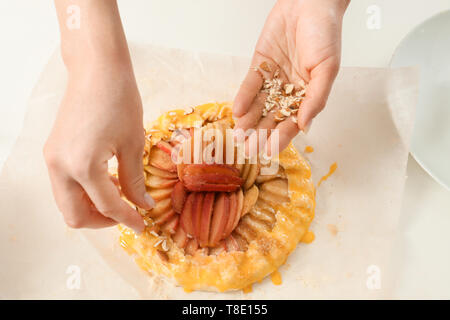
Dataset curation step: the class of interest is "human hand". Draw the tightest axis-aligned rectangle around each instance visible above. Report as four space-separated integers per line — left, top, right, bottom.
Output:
44 58 154 233
44 0 154 232
233 0 349 155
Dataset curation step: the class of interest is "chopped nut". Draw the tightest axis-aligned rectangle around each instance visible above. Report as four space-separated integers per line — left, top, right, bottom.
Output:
284 84 294 95
161 239 170 252
136 207 147 216
274 69 280 78
298 78 306 89
260 70 307 122
280 108 291 117
259 61 271 72
274 116 284 123
184 107 194 115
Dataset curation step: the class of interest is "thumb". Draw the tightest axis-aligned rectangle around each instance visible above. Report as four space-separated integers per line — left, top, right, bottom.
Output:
298 59 339 131
117 142 155 210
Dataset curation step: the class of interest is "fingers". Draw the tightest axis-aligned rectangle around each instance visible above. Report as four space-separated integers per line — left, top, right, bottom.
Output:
265 118 299 157
47 170 117 229
233 54 278 119
244 112 277 158
117 141 155 210
233 66 264 118
297 58 339 130
233 92 266 133
80 162 146 234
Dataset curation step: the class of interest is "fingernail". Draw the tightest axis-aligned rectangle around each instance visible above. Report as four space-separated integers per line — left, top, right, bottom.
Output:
233 128 245 142
144 193 155 209
133 224 145 235
302 120 312 134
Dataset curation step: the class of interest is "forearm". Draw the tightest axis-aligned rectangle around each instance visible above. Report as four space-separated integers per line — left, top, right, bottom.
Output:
54 0 132 73
336 0 350 13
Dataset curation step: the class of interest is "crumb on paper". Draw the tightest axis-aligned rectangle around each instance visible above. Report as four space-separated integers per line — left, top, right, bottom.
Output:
184 107 194 115
317 162 338 187
327 224 338 236
304 146 314 153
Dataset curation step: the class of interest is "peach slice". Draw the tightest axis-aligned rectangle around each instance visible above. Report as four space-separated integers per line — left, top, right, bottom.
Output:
144 165 178 179
243 163 259 190
222 191 238 239
156 140 173 156
231 188 244 232
154 209 176 225
209 192 230 246
232 232 248 251
173 225 188 249
184 164 240 177
180 193 195 237
191 192 204 238
147 198 172 218
160 215 179 234
177 163 186 182
249 203 276 225
171 181 187 214
235 163 244 175
147 188 173 201
225 234 240 252
241 162 251 181
149 147 177 172
234 220 256 243
185 238 199 256
242 185 259 216
245 214 271 232
199 192 215 247
209 241 226 255
260 178 289 198
180 163 243 192
183 173 243 188
183 182 241 193
145 175 178 189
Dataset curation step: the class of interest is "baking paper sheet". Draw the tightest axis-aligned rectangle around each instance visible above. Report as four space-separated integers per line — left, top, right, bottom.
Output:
0 44 417 299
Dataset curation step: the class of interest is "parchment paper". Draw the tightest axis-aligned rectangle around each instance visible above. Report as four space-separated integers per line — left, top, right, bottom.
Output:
0 44 418 299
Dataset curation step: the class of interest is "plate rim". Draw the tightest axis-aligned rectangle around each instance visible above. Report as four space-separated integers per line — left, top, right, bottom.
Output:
389 9 450 191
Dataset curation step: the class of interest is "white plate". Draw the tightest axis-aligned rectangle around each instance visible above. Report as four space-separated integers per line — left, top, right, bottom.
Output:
390 10 450 191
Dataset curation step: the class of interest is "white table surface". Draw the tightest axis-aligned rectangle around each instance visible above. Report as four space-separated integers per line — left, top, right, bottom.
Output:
1 0 449 299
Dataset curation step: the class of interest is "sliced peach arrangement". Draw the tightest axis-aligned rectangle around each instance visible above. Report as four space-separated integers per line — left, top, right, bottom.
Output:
179 189 244 248
140 133 264 255
179 164 243 192
119 103 316 293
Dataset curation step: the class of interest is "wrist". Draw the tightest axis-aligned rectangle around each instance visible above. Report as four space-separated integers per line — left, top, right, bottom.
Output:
61 40 132 75
336 0 350 13
56 0 132 74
